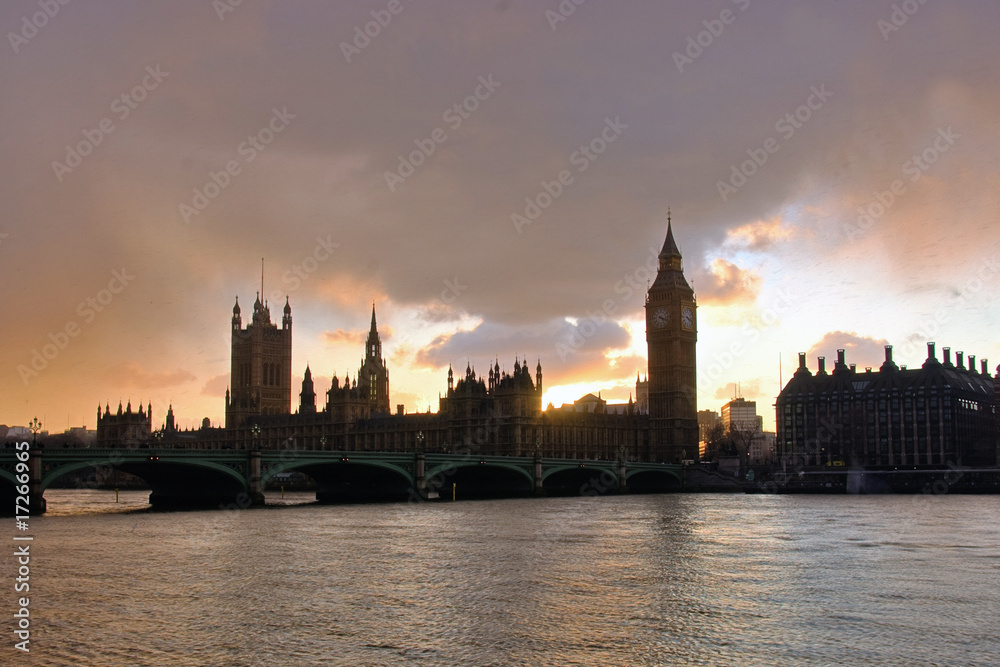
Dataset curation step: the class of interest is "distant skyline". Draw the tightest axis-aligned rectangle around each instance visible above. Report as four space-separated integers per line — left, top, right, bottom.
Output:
3 1 999 432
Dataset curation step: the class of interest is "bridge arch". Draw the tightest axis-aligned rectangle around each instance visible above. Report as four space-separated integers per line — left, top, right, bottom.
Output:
425 460 533 499
266 456 414 503
542 464 619 496
39 458 248 493
425 460 533 485
262 456 412 486
625 467 683 492
33 456 251 510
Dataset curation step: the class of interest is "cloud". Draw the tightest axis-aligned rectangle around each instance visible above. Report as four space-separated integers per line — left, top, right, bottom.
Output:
390 344 414 366
724 217 795 251
712 379 763 402
806 331 892 370
321 324 394 348
103 362 196 391
414 302 468 325
696 259 761 305
413 318 631 372
201 373 229 397
322 329 366 347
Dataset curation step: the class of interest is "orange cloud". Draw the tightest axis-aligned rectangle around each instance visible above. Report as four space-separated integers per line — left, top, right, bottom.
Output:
390 344 413 366
201 373 229 397
322 326 393 348
712 379 763 402
725 217 794 250
103 362 196 391
322 329 366 346
697 259 760 305
806 331 892 370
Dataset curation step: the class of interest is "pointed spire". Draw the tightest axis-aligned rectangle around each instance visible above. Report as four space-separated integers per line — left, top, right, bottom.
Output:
370 303 377 332
660 211 681 258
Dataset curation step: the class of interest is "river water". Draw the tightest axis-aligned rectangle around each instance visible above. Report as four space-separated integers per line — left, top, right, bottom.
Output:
5 490 999 666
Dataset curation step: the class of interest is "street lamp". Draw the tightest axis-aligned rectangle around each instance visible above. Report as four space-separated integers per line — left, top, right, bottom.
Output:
320 435 327 450
250 424 261 450
29 417 42 447
416 431 425 453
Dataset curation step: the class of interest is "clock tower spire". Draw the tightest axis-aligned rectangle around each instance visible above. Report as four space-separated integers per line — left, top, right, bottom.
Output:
645 212 698 462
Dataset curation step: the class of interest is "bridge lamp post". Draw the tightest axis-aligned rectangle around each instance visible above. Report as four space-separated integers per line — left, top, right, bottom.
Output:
250 424 261 451
320 436 327 451
152 429 163 449
29 417 42 447
417 431 424 453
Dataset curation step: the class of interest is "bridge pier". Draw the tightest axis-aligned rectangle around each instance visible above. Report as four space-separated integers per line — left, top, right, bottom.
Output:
247 450 265 506
29 446 46 515
415 452 426 499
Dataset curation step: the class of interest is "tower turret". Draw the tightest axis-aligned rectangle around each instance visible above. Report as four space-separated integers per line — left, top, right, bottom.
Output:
226 275 293 428
357 304 390 414
299 365 316 414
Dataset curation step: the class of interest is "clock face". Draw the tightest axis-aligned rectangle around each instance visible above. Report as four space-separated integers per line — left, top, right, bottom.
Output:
652 307 669 328
681 306 694 330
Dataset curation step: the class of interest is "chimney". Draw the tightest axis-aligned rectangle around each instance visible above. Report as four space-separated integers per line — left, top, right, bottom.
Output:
982 359 989 375
838 349 846 365
969 355 976 372
798 352 807 370
957 351 964 368
818 356 826 374
943 347 951 366
885 346 893 363
850 364 857 372
927 342 936 362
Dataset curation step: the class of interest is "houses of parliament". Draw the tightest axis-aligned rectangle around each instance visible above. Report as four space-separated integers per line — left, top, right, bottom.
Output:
96 220 700 463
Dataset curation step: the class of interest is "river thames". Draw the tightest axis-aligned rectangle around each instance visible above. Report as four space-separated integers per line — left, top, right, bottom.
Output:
6 491 999 666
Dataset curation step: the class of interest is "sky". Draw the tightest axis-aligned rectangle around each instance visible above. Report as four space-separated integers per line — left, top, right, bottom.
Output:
2 0 999 433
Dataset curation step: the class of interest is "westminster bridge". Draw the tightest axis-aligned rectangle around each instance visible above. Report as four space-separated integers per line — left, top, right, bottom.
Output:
0 448 701 513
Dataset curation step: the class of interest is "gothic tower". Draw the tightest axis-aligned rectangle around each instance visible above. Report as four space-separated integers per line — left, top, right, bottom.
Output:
299 364 317 414
357 305 390 415
225 292 293 428
645 214 698 462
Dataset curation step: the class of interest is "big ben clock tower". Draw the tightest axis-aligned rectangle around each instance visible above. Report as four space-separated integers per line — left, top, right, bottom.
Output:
645 212 698 462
